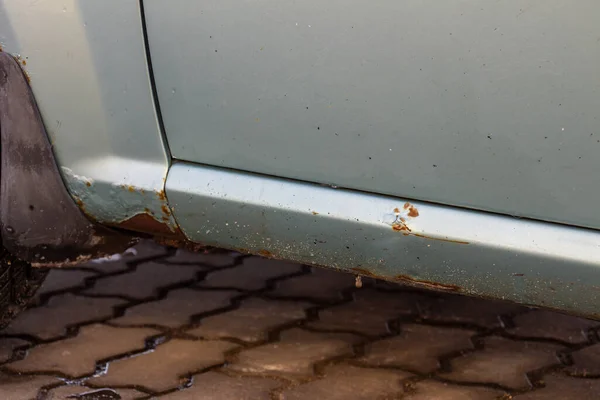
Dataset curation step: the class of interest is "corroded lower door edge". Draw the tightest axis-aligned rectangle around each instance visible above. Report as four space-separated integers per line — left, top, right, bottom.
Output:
166 161 600 318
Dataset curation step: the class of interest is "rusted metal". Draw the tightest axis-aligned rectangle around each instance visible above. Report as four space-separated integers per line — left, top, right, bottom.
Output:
0 52 135 266
110 213 179 237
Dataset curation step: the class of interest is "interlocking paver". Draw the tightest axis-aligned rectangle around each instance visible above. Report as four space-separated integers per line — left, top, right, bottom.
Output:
507 310 598 344
229 328 361 378
308 289 423 336
197 257 302 291
281 364 410 400
418 294 526 328
6 324 158 377
2 294 125 339
565 343 600 376
88 339 238 392
269 268 356 302
47 386 146 400
36 269 97 298
513 373 600 399
440 336 563 390
187 297 311 342
111 288 237 328
357 324 476 373
0 338 28 364
3 244 600 399
85 262 203 300
164 248 237 267
404 380 508 399
0 373 59 400
161 371 280 399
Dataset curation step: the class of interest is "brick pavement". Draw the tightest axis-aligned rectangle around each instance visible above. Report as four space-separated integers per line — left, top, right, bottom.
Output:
0 241 599 399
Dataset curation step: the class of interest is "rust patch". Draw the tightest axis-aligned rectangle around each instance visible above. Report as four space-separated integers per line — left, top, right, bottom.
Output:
403 202 419 217
161 204 172 217
392 221 411 233
112 213 177 236
411 233 469 245
158 190 167 201
513 273 525 277
394 274 461 292
258 249 273 257
393 207 400 214
85 181 91 187
311 211 319 215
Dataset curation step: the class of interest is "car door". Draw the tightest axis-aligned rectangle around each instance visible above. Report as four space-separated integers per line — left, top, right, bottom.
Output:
143 0 600 230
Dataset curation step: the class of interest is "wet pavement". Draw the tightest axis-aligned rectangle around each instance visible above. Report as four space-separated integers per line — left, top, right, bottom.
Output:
1 241 600 399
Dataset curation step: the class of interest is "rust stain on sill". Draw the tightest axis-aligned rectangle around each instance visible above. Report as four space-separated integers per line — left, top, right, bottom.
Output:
111 213 178 236
393 274 462 292
350 267 461 292
411 233 469 245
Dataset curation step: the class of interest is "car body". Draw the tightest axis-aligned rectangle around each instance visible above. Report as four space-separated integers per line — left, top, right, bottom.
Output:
1 0 600 319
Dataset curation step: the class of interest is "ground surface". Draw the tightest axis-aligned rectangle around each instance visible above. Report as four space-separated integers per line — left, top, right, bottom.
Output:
1 241 599 399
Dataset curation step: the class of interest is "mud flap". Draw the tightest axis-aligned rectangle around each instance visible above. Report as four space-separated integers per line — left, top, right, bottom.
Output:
0 52 134 266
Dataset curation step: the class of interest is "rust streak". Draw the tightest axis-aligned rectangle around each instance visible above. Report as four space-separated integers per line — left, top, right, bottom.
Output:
350 267 376 277
394 274 461 291
411 233 469 245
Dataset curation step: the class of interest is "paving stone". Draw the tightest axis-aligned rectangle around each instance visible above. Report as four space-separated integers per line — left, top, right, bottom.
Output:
281 364 410 400
0 373 59 400
88 339 238 392
269 268 356 302
36 269 97 298
85 262 203 300
565 343 600 376
47 385 145 400
197 257 302 291
161 371 280 399
83 240 168 271
0 338 29 364
308 289 424 336
404 380 508 399
187 297 311 342
6 324 158 377
440 336 563 390
513 373 600 399
164 248 237 268
123 240 170 261
418 294 526 328
507 310 598 344
229 328 361 378
3 294 125 340
111 288 237 328
358 324 476 373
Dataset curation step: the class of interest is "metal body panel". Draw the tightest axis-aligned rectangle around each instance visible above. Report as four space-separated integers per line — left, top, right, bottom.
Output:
0 0 177 232
166 161 600 317
146 0 600 230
